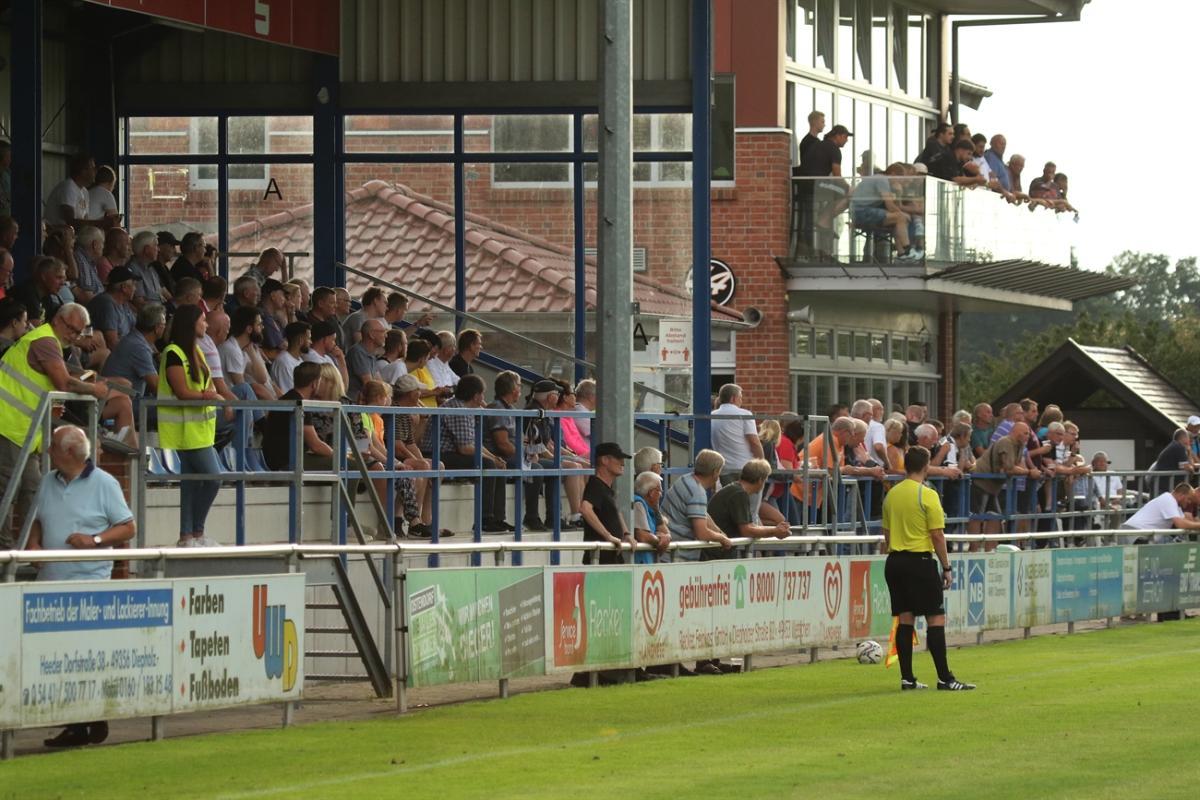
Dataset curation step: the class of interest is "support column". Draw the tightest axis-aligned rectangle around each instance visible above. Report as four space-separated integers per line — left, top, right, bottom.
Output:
691 0 714 450
10 2 42 278
936 310 958 418
312 55 342 288
596 0 634 504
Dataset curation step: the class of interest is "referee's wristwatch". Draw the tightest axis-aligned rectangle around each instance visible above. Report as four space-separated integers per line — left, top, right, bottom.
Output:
941 564 952 572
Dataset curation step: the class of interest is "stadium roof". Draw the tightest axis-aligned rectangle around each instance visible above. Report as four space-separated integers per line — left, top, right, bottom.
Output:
995 339 1200 434
230 180 742 324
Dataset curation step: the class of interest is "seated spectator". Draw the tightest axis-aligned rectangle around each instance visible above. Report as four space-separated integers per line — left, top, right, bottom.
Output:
634 446 664 476
280 282 303 324
88 266 140 349
171 277 202 309
580 442 636 565
706 459 791 560
427 330 461 390
87 165 120 226
0 216 16 253
482 370 521 533
522 380 586 531
389 373 433 476
403 339 445 407
127 231 169 307
848 163 923 261
554 381 591 463
334 287 352 323
378 329 408 384
45 153 110 230
632 470 671 564
96 227 130 283
449 328 482 377
343 287 386 343
360 379 426 539
13 255 67 324
200 275 227 315
347 318 386 398
260 361 328 471
0 296 28 357
101 303 164 402
574 378 596 448
383 292 417 328
270 321 310 394
170 232 208 286
153 231 180 297
225 275 261 316
0 247 12 301
418 374 499 473
222 306 279 403
662 448 734 561
307 286 346 350
72 225 105 303
304 319 349 388
284 278 310 321
258 278 287 356
28 425 134 749
243 247 283 288
1120 483 1200 544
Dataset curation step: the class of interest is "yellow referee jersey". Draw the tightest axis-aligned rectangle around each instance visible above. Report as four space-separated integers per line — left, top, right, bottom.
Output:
881 478 945 552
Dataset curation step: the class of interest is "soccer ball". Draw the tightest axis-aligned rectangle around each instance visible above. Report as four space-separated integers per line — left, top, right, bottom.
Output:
856 640 883 665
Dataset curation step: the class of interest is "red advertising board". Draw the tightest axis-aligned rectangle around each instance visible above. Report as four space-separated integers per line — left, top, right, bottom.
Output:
84 0 339 56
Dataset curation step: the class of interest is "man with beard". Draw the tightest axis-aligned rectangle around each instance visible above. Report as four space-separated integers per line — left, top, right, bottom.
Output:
270 320 312 394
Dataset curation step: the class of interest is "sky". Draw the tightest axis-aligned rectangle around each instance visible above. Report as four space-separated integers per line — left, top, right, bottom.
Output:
954 1 1190 272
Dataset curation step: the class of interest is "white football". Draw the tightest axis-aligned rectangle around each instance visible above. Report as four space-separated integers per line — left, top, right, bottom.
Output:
856 640 883 664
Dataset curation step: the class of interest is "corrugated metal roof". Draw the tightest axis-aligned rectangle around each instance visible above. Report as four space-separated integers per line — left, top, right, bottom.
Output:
1074 343 1200 430
930 260 1136 302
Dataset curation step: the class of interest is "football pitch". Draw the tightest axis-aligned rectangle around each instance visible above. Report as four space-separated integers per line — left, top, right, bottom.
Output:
4 620 1199 799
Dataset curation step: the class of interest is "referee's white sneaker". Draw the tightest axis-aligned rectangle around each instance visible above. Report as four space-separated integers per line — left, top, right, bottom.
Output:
900 679 928 690
936 679 976 691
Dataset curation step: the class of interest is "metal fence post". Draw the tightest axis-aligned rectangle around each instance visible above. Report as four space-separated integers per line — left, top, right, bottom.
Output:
394 550 409 714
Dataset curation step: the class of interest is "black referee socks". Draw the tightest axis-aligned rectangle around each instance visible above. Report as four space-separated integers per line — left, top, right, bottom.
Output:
896 623 915 682
926 625 953 684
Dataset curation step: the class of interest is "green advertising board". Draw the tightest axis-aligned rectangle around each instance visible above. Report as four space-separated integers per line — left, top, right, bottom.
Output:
1136 543 1200 613
546 568 633 672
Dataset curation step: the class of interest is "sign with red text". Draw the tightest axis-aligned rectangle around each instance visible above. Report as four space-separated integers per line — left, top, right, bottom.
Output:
658 319 692 367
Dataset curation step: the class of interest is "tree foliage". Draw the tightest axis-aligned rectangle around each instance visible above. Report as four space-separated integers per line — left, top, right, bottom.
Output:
959 253 1200 408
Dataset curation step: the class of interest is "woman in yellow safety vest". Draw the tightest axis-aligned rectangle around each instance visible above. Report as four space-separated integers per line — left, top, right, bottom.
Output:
157 303 223 547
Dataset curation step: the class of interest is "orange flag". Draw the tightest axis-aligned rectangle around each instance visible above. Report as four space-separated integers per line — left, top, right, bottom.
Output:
885 616 919 669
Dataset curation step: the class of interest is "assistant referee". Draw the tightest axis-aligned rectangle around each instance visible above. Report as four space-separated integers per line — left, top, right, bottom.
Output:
880 445 975 691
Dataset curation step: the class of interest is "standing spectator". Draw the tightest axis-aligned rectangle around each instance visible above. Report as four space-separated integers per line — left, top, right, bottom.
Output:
632 471 670 564
0 303 113 547
157 304 222 547
970 403 994 458
29 425 135 749
87 165 120 225
915 123 953 167
983 135 1011 192
905 403 927 445
449 328 482 377
342 287 386 343
170 232 207 285
914 424 962 479
242 247 283 288
858 398 888 466
711 383 764 478
378 329 409 385
72 225 105 303
346 318 385 398
307 286 346 350
797 110 826 170
969 421 1038 551
270 321 310 394
796 124 850 178
482 370 521 533
101 303 164 402
574 378 596 448
579 442 636 565
1007 154 1027 194
706 459 791 554
45 153 109 229
1028 161 1058 200
661 449 733 561
88 266 140 350
258 278 287 356
1151 429 1194 495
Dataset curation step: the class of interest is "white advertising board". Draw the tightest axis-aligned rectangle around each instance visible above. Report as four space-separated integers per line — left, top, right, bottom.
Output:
1012 550 1053 627
0 585 23 728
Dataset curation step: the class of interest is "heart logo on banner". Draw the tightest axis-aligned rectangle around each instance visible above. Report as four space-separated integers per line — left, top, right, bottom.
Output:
641 570 666 636
823 562 843 620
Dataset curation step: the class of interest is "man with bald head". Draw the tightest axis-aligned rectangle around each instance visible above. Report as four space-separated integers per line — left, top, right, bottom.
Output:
243 247 283 288
968 421 1039 551
983 135 1011 192
347 317 386 398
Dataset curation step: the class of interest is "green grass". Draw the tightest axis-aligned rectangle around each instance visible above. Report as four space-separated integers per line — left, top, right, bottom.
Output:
5 621 1200 799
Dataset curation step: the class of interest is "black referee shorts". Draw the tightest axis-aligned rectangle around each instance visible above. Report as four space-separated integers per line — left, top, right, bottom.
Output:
884 551 945 617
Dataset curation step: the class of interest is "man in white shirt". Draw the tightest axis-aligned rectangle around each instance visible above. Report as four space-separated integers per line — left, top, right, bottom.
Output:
271 321 311 394
45 154 109 230
711 383 763 477
379 329 408 385
1120 483 1200 544
427 330 461 389
87 165 120 222
853 399 887 466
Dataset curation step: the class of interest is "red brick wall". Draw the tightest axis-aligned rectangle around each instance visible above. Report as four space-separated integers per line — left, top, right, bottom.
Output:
937 310 958 417
712 131 793 413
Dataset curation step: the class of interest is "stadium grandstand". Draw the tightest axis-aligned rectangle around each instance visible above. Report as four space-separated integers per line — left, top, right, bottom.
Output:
4 0 1199 782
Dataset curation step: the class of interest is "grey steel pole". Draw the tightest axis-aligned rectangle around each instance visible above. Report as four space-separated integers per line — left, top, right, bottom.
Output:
596 0 634 511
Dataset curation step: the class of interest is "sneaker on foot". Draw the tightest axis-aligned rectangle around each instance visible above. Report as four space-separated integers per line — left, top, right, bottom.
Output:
522 517 548 532
194 536 222 548
900 678 928 691
937 678 976 691
175 538 193 548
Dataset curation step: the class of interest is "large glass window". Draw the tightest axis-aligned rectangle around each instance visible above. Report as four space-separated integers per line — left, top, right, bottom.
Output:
227 164 314 284
344 115 456 154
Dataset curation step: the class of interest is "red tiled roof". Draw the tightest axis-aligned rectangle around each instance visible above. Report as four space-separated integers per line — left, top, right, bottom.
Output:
228 179 742 322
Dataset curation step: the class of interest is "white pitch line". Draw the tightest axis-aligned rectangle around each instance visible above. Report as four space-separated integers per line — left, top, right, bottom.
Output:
218 641 1200 800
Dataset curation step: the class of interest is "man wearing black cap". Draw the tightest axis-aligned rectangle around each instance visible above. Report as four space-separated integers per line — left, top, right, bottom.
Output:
795 124 851 179
304 318 349 388
151 231 180 299
580 442 636 565
87 266 141 349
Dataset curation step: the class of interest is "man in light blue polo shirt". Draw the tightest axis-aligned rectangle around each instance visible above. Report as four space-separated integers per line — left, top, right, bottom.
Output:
661 449 733 562
28 425 135 583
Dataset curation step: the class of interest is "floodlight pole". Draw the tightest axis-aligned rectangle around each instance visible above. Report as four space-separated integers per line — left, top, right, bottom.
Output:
596 0 635 511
